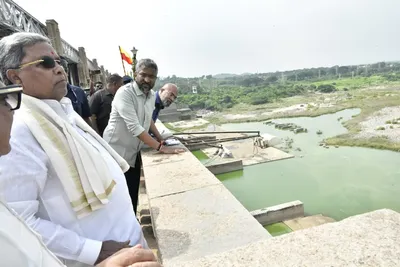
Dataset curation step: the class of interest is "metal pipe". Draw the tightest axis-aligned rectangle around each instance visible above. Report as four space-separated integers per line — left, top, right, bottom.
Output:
182 135 258 146
174 131 260 135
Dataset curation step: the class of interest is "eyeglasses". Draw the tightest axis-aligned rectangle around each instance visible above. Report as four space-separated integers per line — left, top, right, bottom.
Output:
19 56 61 70
169 91 177 100
0 85 23 110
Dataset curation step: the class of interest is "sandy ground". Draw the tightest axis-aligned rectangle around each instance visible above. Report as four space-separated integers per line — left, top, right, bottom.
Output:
221 102 337 121
221 104 310 120
223 113 258 120
261 104 309 116
168 118 209 129
220 104 311 120
356 106 400 142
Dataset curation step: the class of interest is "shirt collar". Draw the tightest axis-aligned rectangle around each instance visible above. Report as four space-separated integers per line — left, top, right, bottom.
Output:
132 82 154 98
132 82 143 96
104 88 114 96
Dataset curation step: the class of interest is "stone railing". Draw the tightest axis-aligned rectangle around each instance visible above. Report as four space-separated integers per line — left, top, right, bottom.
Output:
141 122 272 266
60 38 95 71
0 0 46 35
61 38 79 63
0 0 100 73
87 58 96 71
142 122 400 266
172 209 400 266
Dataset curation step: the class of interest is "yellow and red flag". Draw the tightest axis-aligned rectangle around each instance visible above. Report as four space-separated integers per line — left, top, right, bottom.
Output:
119 46 133 65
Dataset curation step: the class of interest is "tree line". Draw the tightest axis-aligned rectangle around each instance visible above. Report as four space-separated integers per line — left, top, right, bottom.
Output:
155 61 400 111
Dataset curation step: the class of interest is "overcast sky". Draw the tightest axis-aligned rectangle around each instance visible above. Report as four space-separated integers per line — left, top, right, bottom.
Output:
13 0 400 77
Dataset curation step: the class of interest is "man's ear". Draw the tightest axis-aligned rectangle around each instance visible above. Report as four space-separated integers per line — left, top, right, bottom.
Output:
6 69 21 84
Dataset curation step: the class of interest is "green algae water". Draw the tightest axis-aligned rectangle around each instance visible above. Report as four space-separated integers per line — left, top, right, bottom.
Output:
213 109 400 221
191 150 209 163
265 223 293 236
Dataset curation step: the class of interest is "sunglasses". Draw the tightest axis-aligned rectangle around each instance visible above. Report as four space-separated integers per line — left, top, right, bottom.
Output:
19 56 61 70
0 85 23 110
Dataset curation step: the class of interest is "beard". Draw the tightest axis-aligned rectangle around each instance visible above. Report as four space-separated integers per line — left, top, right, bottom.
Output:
162 99 172 107
138 83 152 94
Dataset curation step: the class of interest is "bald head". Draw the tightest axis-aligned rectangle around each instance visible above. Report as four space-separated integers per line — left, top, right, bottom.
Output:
159 83 178 107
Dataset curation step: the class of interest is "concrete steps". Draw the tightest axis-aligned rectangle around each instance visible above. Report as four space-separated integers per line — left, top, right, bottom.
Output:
284 214 336 231
251 201 336 234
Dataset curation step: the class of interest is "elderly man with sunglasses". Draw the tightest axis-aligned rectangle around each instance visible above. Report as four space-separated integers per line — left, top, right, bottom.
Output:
0 32 149 267
0 82 160 267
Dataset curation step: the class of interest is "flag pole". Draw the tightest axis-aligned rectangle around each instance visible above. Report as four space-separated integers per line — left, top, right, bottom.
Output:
118 46 127 76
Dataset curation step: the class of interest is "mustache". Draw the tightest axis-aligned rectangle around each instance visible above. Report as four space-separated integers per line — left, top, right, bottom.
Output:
139 83 152 91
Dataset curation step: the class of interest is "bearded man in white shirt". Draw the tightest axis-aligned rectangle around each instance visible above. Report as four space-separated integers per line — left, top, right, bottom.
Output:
0 32 148 267
103 59 185 215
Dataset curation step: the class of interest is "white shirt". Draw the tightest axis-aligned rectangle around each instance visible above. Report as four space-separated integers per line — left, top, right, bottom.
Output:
103 82 155 167
0 201 65 267
0 98 147 267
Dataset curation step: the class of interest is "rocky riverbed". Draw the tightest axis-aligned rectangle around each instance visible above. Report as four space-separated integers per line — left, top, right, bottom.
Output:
357 106 400 142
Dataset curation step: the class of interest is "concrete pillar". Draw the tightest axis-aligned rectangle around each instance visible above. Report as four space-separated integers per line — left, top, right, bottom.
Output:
45 19 63 56
77 47 89 88
100 65 107 85
91 59 101 83
92 58 99 69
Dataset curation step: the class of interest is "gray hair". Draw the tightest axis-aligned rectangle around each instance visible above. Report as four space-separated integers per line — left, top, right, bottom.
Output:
0 32 51 85
135 58 158 75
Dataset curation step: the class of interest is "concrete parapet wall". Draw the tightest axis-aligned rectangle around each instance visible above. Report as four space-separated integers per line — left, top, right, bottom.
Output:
250 200 304 226
141 121 271 266
206 160 243 175
158 112 181 123
171 209 400 267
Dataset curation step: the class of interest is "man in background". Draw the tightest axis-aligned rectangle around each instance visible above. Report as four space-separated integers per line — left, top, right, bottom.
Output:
152 83 178 122
89 81 104 96
60 57 92 126
122 75 133 85
90 74 123 136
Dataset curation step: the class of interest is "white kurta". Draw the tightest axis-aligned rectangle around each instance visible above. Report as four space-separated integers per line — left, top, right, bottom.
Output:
0 98 147 267
0 201 65 267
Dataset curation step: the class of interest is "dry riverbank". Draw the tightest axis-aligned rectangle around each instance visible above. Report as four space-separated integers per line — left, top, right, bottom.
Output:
168 87 400 152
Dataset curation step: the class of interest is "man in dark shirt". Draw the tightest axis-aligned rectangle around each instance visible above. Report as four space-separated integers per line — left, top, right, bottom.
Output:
90 74 123 136
60 57 92 125
66 83 92 125
152 83 178 122
90 81 104 97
